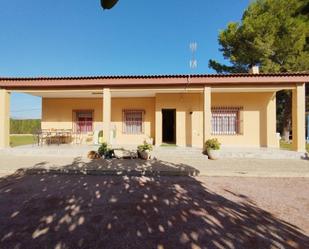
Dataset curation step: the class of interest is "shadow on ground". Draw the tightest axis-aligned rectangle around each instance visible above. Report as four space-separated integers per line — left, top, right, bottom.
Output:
23 157 201 176
0 160 308 249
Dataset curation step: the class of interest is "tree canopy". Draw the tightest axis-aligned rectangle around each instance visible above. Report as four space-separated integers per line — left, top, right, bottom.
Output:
209 0 309 140
209 0 309 73
101 0 119 10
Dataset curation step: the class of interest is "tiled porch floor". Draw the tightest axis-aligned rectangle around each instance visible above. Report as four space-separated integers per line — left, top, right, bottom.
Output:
1 144 307 160
0 144 308 178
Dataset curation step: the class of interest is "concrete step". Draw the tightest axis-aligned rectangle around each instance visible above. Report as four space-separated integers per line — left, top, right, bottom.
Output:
1 145 307 160
154 147 307 160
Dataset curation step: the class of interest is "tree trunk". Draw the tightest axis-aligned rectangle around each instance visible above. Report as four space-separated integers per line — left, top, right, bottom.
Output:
282 127 290 142
282 92 292 142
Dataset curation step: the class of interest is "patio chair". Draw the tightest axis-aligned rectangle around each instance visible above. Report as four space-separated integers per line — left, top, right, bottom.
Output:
73 132 83 145
42 131 52 146
55 130 67 145
32 129 41 146
34 129 51 146
62 130 73 144
86 132 94 144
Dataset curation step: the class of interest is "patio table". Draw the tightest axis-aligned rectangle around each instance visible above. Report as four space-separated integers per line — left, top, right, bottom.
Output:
36 129 73 146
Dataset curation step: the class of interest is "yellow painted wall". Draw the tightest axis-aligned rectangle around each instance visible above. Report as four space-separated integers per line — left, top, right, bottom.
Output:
155 93 204 147
42 92 277 148
155 92 277 148
211 92 277 147
42 97 155 145
111 97 155 145
42 98 103 130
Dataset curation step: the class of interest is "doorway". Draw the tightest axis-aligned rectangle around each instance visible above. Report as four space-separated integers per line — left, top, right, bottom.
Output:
162 109 176 144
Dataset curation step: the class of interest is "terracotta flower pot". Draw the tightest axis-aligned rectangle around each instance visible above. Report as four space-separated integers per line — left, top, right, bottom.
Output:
139 150 151 160
207 149 220 160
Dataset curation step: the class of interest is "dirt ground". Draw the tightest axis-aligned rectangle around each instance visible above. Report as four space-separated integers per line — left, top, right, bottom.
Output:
0 173 308 249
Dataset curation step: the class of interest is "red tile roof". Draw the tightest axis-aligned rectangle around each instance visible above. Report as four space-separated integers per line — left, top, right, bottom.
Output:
0 72 308 88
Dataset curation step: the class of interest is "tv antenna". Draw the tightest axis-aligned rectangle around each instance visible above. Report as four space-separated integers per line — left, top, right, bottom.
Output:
189 42 198 70
186 42 198 89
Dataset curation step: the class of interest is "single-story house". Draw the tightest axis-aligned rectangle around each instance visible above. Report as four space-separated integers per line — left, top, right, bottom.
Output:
0 72 308 151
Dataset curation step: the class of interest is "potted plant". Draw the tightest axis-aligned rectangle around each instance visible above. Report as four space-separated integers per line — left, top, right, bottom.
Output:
205 138 221 160
98 142 114 159
137 141 153 160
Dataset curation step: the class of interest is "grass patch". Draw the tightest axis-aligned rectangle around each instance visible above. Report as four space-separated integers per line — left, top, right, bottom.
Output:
160 143 177 147
280 140 309 152
10 135 35 147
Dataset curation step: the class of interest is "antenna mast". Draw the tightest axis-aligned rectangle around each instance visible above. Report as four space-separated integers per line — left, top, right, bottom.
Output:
188 42 198 86
189 42 198 71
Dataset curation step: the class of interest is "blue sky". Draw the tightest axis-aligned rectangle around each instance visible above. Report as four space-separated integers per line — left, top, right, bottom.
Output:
0 0 250 119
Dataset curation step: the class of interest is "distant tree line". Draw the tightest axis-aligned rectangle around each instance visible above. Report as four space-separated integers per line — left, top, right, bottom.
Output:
10 119 41 134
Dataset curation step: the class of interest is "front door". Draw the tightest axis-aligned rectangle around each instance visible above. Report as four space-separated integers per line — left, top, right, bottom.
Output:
162 109 176 144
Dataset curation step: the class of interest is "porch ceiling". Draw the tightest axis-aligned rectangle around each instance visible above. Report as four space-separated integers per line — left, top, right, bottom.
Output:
15 85 295 98
211 85 294 92
24 90 155 98
15 88 203 98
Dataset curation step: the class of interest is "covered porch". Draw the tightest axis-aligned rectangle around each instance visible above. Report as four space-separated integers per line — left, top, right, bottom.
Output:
0 73 307 152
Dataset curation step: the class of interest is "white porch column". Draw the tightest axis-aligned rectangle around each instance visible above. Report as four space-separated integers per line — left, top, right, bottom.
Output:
203 86 212 150
155 109 162 146
265 93 278 148
103 88 111 144
0 89 10 148
292 83 306 152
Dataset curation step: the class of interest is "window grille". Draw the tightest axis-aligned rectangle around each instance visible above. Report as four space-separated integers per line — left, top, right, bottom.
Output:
123 110 144 134
211 107 242 135
73 111 93 133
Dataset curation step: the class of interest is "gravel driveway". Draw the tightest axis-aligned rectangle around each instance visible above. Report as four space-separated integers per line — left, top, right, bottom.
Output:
0 173 308 249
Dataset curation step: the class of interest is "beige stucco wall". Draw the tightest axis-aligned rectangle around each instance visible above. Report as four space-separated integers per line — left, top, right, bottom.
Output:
155 93 204 147
42 97 155 145
42 91 278 148
42 98 103 130
155 92 278 148
111 98 155 145
211 92 277 147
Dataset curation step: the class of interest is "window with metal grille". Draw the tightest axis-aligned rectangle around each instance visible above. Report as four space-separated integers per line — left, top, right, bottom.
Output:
73 110 93 133
211 107 242 135
123 110 144 134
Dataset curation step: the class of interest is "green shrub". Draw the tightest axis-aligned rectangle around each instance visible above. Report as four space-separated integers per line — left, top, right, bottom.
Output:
205 138 221 150
10 119 41 134
98 142 114 158
98 142 108 156
137 141 153 152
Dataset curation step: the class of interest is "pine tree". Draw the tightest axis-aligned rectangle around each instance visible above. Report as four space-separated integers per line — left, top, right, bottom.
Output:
209 0 309 140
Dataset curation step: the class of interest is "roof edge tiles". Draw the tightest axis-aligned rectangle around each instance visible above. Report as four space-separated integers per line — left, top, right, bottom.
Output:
0 72 308 88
